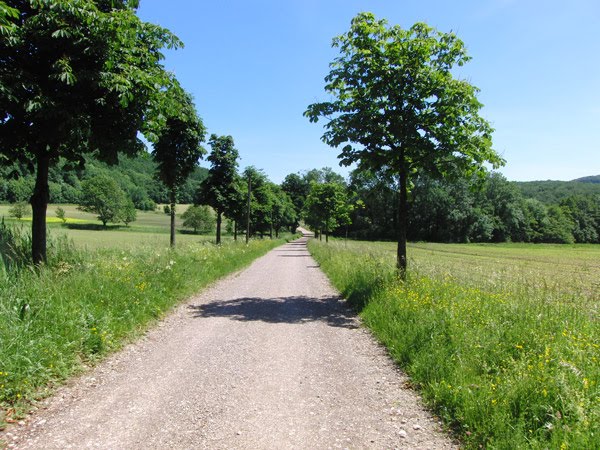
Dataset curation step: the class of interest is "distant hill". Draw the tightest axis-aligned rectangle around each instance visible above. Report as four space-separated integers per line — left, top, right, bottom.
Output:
0 152 208 207
573 175 600 184
514 176 600 204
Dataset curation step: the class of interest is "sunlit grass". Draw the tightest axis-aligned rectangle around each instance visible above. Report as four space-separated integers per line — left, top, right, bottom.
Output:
0 233 288 426
309 239 600 449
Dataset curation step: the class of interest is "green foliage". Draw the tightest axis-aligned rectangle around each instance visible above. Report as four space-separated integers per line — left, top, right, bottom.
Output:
0 238 284 420
8 202 29 220
304 182 350 240
306 12 503 270
269 184 297 237
281 167 346 229
55 207 67 223
0 0 183 262
196 135 239 243
310 239 600 449
181 205 213 234
515 179 600 204
152 85 206 196
120 198 137 227
78 175 128 226
347 169 600 244
0 221 80 273
243 166 272 236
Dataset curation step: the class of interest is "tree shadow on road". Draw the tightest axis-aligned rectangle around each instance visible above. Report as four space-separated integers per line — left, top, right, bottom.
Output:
188 295 358 329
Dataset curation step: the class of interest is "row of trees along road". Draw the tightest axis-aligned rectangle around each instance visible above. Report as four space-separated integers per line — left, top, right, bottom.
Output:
0 0 206 260
305 13 504 276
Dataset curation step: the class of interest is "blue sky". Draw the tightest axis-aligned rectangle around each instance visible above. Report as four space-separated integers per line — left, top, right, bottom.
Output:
138 0 599 183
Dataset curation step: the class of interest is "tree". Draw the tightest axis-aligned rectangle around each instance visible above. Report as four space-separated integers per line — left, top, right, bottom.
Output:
55 206 67 224
197 135 239 244
242 166 273 238
182 205 213 234
281 173 308 230
78 175 127 227
152 85 206 247
0 0 181 263
305 13 503 274
120 198 137 227
304 182 350 242
9 202 29 220
268 184 297 238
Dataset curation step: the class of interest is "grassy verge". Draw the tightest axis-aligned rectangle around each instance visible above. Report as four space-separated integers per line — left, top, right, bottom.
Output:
0 233 289 426
309 239 599 449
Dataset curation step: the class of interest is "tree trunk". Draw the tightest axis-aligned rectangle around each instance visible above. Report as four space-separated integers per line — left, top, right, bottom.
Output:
169 190 176 248
216 211 222 245
397 158 408 278
31 153 50 265
246 177 251 244
234 220 237 241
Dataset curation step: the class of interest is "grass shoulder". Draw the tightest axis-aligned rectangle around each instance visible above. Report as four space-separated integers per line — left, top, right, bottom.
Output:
0 235 288 428
308 238 599 449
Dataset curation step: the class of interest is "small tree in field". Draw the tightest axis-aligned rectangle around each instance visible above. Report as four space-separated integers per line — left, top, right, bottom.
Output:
55 207 67 223
121 199 137 227
9 202 29 220
306 13 504 275
78 175 127 226
182 205 213 234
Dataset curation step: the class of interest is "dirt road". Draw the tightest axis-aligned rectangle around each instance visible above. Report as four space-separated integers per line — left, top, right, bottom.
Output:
2 232 455 449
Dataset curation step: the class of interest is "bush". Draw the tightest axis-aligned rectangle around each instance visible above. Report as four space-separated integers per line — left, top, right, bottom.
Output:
182 205 213 234
55 207 67 223
8 202 29 220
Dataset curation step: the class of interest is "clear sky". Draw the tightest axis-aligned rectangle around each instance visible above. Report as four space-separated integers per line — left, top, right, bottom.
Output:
137 0 599 184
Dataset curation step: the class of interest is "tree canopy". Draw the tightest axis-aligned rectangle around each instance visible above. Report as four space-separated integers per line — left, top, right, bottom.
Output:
305 12 504 273
304 182 350 242
152 84 206 247
78 174 128 226
0 0 181 262
197 134 239 244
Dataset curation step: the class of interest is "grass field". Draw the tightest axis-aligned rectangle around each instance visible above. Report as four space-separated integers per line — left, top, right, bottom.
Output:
309 239 599 449
0 203 216 250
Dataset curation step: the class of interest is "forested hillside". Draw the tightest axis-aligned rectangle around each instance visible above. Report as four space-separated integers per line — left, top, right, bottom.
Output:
514 177 600 204
0 153 208 210
343 171 600 244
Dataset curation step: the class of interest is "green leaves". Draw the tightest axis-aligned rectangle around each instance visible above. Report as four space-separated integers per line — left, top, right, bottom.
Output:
306 12 502 178
307 12 505 269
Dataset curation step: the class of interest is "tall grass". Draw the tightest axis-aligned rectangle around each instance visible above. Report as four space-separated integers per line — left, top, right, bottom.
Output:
309 239 599 449
0 227 287 425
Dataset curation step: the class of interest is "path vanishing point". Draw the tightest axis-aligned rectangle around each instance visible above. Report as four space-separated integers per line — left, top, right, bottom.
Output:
2 230 455 449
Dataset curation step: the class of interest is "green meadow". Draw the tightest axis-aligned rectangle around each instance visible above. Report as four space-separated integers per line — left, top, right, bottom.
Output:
0 203 210 250
309 239 599 449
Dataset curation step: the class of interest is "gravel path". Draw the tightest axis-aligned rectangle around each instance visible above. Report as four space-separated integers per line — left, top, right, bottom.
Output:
2 231 456 449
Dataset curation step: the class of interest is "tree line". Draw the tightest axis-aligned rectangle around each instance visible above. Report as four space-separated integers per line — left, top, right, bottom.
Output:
4 152 597 245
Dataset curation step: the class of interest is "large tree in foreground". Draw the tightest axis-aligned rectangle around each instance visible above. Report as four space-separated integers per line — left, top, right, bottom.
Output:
152 86 206 247
305 12 504 274
197 135 239 244
0 0 180 263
